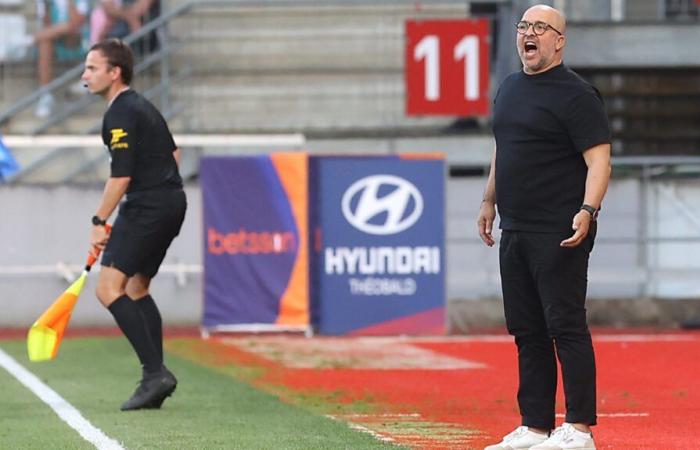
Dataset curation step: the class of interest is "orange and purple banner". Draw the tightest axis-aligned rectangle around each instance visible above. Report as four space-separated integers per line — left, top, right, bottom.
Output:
201 154 309 330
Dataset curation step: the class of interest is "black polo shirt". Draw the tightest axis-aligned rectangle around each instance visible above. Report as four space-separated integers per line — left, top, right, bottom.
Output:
492 64 611 232
102 89 182 194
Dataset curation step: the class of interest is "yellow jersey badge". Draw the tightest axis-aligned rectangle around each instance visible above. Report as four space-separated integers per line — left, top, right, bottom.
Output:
109 128 129 149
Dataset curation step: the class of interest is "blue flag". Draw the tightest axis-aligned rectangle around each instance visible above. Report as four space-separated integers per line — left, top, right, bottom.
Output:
0 135 20 181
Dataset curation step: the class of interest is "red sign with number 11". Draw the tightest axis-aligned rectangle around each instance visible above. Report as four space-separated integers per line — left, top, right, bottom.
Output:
405 19 490 116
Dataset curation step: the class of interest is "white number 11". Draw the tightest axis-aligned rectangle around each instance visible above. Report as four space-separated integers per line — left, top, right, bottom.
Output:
413 35 480 101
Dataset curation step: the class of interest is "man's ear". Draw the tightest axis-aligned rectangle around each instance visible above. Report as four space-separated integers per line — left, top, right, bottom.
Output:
556 35 566 51
111 65 122 82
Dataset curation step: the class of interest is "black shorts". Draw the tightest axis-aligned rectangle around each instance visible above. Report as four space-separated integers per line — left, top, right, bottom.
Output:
102 188 187 278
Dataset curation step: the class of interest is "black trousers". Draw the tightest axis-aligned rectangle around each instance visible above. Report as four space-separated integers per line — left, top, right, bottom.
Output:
499 226 597 429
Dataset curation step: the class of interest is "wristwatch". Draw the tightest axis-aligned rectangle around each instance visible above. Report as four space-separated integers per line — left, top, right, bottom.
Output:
91 215 107 226
580 204 598 220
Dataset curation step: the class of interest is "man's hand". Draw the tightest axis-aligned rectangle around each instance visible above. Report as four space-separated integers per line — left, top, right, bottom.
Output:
477 200 497 247
560 210 591 247
89 225 110 257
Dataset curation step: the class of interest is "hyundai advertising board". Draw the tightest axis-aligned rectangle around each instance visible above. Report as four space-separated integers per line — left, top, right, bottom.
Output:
310 156 445 335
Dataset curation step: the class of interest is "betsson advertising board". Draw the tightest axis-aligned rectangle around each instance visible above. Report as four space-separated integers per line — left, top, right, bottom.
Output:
201 154 309 334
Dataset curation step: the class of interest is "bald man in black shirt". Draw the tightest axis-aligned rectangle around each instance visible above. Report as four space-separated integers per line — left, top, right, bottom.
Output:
82 38 186 411
479 5 611 450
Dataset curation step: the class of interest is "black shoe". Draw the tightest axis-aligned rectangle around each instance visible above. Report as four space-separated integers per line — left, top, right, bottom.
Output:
120 368 177 411
144 376 177 410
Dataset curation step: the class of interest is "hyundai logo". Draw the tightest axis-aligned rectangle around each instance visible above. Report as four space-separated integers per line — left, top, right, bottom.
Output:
341 175 423 235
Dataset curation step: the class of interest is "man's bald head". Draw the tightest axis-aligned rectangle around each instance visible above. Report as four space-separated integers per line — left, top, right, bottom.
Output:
522 4 566 34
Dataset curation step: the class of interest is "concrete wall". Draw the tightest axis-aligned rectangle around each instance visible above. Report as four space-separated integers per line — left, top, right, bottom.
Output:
2 175 700 330
0 185 202 328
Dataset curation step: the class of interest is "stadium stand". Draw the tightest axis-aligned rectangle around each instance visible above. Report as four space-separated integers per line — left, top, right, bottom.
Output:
1 1 698 159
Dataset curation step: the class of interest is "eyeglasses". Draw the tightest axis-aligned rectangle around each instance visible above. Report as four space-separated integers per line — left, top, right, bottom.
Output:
515 20 562 36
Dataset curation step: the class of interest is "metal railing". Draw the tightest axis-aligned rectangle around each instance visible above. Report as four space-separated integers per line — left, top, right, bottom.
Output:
448 156 700 299
0 9 191 125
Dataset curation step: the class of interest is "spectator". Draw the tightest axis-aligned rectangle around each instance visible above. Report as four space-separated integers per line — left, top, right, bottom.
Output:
90 0 159 45
33 0 90 118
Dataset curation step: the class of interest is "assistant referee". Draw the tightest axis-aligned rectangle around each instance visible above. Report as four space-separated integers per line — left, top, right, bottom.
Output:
82 38 187 411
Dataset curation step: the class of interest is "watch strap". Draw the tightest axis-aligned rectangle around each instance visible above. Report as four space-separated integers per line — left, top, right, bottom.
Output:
92 215 107 226
580 204 598 220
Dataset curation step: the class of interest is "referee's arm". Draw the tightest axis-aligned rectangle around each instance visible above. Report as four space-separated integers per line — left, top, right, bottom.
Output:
90 176 131 253
173 148 181 166
95 176 131 222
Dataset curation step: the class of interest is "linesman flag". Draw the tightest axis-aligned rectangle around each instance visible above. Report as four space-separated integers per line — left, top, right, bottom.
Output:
27 226 110 361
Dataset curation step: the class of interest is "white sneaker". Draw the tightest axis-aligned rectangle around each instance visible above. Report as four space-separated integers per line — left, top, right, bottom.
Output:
530 423 596 450
483 426 549 450
35 93 54 119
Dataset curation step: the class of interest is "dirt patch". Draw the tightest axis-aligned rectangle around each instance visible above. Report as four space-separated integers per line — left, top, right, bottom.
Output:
222 336 486 370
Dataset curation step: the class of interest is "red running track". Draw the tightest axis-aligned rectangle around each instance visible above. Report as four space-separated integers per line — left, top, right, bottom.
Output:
178 330 700 449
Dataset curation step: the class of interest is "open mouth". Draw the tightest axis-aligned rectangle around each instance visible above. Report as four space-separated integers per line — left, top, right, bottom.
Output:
524 41 538 54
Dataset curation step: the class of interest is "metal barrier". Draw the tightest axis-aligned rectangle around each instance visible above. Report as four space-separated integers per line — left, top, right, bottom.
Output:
446 156 700 299
2 132 305 183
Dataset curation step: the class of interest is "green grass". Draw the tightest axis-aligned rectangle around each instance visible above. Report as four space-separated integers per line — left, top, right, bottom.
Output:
0 362 94 450
0 337 400 450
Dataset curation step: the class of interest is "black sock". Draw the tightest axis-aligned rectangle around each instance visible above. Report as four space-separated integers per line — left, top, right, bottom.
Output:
135 294 163 362
108 295 162 374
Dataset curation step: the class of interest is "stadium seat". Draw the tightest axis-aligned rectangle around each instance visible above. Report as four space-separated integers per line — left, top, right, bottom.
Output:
0 14 29 62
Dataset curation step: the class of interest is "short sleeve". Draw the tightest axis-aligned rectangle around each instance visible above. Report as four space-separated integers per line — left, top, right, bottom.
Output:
564 88 611 153
104 108 138 178
167 129 177 152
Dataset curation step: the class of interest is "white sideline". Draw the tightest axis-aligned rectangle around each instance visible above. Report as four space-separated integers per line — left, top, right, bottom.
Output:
0 348 125 450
